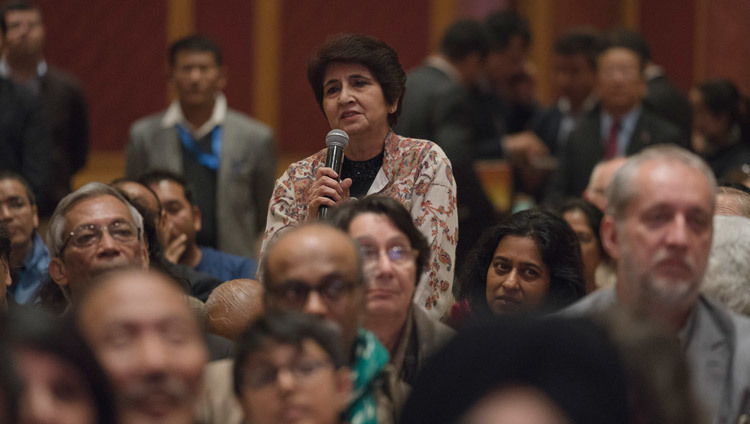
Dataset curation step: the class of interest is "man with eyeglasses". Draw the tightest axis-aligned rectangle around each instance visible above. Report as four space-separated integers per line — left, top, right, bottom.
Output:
549 39 686 201
232 311 351 424
40 182 148 312
0 171 48 304
262 223 400 424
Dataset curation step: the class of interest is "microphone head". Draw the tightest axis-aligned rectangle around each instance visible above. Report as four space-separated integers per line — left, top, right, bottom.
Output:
325 129 349 149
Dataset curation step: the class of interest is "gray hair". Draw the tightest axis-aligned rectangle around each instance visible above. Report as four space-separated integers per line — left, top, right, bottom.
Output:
47 182 145 257
715 187 750 218
606 145 717 218
701 215 750 315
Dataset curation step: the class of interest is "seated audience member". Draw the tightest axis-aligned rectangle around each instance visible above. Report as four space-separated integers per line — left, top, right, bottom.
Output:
233 311 351 424
0 171 49 304
581 157 627 211
126 35 276 258
111 178 223 301
0 0 89 214
73 268 209 424
715 185 750 218
37 183 149 313
264 224 402 424
2 308 117 424
533 28 602 155
690 79 750 179
0 223 13 311
204 278 265 341
140 170 257 281
454 209 585 322
552 37 685 199
400 316 631 424
556 199 613 291
329 196 454 385
701 215 750 316
562 145 750 424
597 309 703 424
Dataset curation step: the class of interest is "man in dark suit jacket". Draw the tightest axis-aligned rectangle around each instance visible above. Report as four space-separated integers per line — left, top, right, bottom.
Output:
551 43 686 200
0 1 89 216
533 29 601 156
395 19 498 265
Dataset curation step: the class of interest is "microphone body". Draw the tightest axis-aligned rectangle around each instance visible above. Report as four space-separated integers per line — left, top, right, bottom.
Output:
318 129 349 219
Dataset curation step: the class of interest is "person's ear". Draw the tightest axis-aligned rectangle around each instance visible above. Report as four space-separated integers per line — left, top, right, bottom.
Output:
388 102 398 115
600 215 619 260
192 205 202 233
48 257 69 288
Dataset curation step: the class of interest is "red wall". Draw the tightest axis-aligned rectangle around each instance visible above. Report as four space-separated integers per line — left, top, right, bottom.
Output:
701 0 750 94
39 0 167 151
640 0 695 92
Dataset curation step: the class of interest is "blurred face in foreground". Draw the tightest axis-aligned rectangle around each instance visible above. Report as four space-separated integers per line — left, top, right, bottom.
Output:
76 270 208 424
460 386 571 424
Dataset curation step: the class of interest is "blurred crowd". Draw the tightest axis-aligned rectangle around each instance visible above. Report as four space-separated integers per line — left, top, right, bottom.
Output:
2 1 750 424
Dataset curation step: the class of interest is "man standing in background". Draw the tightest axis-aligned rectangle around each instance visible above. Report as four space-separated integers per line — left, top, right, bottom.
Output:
127 35 276 258
0 0 89 217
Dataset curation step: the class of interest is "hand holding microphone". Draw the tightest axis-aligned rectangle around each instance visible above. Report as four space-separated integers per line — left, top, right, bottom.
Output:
308 130 351 220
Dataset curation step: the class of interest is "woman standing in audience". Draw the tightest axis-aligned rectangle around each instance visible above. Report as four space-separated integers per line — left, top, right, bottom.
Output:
262 34 457 318
2 308 117 424
330 196 454 386
690 78 750 180
556 199 613 292
455 209 585 321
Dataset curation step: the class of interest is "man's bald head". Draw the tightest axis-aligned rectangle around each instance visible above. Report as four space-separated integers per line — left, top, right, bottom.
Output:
204 278 265 341
584 157 628 211
263 224 364 353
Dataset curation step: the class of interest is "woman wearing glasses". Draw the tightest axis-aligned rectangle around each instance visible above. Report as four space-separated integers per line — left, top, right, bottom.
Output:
330 195 454 386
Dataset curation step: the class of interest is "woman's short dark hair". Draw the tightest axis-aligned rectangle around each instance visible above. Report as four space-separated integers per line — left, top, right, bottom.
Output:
233 311 346 396
698 79 743 124
457 208 585 315
556 198 606 257
328 195 430 279
307 33 406 127
0 222 10 265
2 308 117 424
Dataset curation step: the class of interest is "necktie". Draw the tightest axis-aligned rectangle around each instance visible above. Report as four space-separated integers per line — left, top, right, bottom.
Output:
605 120 621 159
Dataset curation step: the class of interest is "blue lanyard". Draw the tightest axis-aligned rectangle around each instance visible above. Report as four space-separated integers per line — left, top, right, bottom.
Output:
176 124 222 170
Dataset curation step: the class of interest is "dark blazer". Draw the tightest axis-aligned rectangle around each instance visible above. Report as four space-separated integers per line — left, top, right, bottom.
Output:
40 67 89 214
552 106 686 199
645 74 692 138
396 63 498 264
0 77 51 207
532 104 564 155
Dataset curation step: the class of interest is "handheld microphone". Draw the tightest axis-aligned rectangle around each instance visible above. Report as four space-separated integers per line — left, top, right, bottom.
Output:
318 129 349 219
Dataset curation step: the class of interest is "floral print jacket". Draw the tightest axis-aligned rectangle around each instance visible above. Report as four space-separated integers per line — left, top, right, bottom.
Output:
261 131 458 318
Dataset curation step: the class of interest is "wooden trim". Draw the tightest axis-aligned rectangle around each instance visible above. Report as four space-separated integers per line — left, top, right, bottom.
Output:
252 0 281 129
517 0 554 105
429 0 456 51
621 0 640 29
693 0 708 83
166 0 195 43
166 0 195 102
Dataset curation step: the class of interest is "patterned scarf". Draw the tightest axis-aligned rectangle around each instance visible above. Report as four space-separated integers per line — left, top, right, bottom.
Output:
345 329 390 424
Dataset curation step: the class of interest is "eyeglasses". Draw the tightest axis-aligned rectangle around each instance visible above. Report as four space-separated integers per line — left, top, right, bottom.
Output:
60 221 140 252
359 245 417 265
243 358 332 389
267 280 355 308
